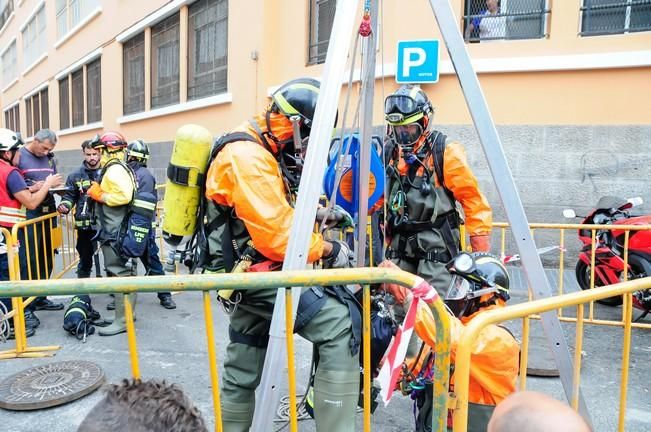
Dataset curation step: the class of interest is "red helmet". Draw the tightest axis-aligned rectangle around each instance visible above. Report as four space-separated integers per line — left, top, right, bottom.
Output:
96 131 127 151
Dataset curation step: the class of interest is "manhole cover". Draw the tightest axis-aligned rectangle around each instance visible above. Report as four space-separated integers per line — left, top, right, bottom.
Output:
0 360 105 410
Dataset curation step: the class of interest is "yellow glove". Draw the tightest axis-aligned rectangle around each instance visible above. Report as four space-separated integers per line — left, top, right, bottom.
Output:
86 182 105 203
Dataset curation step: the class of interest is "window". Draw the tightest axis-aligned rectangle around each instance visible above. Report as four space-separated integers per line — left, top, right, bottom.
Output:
71 68 84 127
59 76 69 129
308 0 336 64
25 88 48 137
0 0 14 32
581 0 651 35
56 0 99 39
151 13 180 108
123 32 145 114
86 58 101 123
188 0 228 101
22 4 46 68
58 56 102 130
4 104 19 135
463 0 549 43
1 40 16 87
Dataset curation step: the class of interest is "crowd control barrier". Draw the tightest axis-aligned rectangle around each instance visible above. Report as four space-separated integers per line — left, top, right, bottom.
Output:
0 267 453 432
453 276 651 432
494 221 651 329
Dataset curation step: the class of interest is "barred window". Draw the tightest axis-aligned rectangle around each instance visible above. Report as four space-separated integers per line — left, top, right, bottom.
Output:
0 0 14 32
581 0 651 35
188 0 228 101
4 104 19 135
22 4 47 68
59 77 70 130
123 32 145 115
463 0 549 43
71 68 84 127
151 13 180 109
308 0 336 65
25 88 48 137
86 59 101 123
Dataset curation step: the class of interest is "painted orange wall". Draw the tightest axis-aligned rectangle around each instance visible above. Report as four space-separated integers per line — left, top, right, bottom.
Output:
0 0 649 152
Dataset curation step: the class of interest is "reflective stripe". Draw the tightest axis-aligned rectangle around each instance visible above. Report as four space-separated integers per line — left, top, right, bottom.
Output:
133 199 157 211
273 83 320 116
389 111 424 126
0 206 26 216
128 150 149 160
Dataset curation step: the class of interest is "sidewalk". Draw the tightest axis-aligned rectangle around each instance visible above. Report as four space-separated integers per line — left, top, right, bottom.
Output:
0 267 649 431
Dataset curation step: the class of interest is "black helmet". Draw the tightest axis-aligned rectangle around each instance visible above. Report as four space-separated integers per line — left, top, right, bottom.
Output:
271 77 321 140
445 252 510 318
384 85 433 149
125 139 150 165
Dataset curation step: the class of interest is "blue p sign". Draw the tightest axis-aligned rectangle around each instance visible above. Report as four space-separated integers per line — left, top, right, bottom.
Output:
396 40 440 84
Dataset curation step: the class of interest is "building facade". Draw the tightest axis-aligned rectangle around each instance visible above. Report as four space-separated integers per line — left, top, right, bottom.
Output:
0 0 649 225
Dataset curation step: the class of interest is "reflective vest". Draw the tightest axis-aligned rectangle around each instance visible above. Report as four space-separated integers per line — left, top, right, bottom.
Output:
0 162 26 228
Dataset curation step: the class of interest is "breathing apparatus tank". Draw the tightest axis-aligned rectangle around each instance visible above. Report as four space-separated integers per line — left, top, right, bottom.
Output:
162 124 213 247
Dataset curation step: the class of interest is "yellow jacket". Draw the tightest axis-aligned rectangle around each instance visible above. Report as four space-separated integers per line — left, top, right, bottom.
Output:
204 116 325 263
100 162 134 207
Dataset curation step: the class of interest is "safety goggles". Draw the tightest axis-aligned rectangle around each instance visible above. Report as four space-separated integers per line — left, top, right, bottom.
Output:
390 123 423 146
384 95 420 117
445 275 499 301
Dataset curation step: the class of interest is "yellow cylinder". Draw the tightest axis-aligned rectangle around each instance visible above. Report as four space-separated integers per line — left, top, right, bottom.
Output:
162 124 213 246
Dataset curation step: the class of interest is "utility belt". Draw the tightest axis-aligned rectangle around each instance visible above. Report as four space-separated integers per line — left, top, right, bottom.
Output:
228 284 363 357
387 209 459 263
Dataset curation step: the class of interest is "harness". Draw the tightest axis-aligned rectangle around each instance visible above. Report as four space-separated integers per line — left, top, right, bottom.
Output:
386 131 460 262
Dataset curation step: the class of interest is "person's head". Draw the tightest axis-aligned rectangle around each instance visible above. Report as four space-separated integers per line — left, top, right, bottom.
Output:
77 378 208 432
264 77 322 188
488 391 591 432
0 128 24 166
81 140 101 169
31 128 58 157
486 0 499 13
92 131 127 166
445 252 510 318
384 85 434 155
125 140 150 167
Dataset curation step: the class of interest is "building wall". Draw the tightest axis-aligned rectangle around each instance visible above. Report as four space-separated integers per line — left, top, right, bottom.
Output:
1 0 651 244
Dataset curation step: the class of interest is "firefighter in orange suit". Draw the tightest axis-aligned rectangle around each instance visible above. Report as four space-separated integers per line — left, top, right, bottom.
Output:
201 78 359 432
384 84 492 295
379 254 519 432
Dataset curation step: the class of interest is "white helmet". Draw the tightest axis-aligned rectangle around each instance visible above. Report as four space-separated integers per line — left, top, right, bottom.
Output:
0 128 23 152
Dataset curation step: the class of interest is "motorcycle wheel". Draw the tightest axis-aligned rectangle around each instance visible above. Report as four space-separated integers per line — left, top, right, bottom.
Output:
574 260 624 306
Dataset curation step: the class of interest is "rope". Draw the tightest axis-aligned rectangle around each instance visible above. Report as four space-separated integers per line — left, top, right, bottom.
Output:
272 394 311 432
0 301 9 343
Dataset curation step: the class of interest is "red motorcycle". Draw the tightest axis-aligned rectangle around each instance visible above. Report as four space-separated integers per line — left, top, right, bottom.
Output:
563 196 651 319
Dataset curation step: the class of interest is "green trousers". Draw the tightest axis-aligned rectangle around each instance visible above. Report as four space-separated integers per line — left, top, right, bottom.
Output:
221 287 360 432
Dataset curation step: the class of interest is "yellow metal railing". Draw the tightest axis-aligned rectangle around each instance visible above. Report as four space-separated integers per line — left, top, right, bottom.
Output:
493 222 651 329
0 268 452 432
453 276 651 432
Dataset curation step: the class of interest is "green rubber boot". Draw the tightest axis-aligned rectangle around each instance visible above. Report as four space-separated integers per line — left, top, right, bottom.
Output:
313 370 359 432
221 400 255 432
98 294 137 336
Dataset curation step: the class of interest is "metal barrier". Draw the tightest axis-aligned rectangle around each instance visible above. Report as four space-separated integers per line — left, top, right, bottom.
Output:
0 267 452 432
0 211 79 359
453 276 651 432
494 222 651 329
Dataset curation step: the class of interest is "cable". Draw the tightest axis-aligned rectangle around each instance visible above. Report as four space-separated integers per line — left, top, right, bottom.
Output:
0 301 9 343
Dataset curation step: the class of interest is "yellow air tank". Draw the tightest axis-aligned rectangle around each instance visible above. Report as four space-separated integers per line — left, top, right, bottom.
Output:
162 124 213 247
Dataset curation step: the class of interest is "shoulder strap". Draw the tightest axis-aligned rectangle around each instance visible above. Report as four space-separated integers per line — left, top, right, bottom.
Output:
430 131 447 190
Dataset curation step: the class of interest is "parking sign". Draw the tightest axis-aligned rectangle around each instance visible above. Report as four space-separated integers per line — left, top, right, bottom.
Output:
396 40 440 84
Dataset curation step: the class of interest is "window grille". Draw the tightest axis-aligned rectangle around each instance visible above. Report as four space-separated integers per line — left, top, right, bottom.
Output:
123 33 145 115
308 0 336 65
463 0 550 43
151 13 180 109
581 0 651 36
188 0 228 101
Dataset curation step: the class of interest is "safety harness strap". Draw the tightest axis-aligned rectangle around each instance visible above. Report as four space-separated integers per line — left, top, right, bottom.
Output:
228 325 270 348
